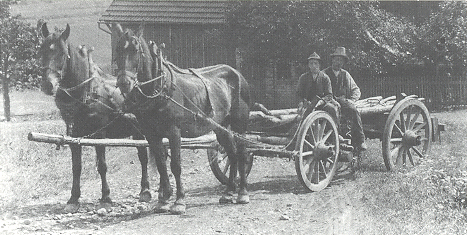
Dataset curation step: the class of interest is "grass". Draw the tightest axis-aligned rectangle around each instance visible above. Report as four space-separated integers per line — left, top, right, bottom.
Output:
349 110 467 234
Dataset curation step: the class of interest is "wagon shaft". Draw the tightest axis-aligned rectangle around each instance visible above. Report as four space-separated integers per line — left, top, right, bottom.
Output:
28 132 217 148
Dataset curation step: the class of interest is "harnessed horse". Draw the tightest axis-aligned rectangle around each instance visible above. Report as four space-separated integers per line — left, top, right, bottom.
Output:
113 24 251 214
39 23 151 212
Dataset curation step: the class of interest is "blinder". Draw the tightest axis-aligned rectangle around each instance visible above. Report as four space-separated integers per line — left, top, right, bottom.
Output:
116 35 172 102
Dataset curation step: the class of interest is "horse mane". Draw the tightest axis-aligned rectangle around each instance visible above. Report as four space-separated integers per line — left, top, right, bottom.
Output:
62 43 90 88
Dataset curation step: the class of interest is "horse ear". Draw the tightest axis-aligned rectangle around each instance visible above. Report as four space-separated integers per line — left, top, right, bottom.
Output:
41 22 49 38
61 24 70 41
149 41 158 55
136 23 144 37
113 23 124 37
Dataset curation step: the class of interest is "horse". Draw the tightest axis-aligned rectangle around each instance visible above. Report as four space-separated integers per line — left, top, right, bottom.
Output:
39 23 152 212
113 23 251 214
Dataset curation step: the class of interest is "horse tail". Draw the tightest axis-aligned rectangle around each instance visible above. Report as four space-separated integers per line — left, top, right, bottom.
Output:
230 66 250 133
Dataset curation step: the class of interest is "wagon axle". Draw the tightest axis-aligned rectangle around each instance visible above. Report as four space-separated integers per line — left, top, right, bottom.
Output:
402 130 422 147
314 143 335 161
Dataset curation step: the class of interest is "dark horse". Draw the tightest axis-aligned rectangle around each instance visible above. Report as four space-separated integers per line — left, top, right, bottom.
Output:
113 24 251 214
39 23 152 212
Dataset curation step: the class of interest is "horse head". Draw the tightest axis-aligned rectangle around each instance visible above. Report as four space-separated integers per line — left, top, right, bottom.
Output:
114 23 153 97
39 23 71 96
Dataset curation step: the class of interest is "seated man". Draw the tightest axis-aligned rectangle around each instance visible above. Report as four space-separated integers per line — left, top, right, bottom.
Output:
323 47 366 150
298 52 340 125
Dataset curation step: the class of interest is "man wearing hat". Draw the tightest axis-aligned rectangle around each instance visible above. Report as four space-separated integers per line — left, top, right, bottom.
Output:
323 47 366 150
298 52 340 124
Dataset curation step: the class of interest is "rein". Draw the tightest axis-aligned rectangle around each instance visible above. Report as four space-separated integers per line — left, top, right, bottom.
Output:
52 45 146 138
120 36 170 101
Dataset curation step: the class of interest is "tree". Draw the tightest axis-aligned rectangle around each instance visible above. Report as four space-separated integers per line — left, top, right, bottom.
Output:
222 1 423 76
417 1 467 77
1 0 41 121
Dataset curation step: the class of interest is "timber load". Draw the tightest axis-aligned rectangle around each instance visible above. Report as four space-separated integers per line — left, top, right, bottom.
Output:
249 95 425 123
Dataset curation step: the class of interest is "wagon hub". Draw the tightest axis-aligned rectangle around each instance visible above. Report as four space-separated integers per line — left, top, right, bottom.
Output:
314 142 335 160
402 130 422 147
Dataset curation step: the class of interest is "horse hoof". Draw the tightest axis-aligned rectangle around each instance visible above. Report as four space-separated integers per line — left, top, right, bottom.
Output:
219 195 234 204
170 203 186 215
99 197 112 204
154 201 170 213
98 202 112 211
64 203 79 213
236 194 250 204
139 190 152 202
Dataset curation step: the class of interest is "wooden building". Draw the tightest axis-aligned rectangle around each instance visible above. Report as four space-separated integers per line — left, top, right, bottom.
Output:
99 0 235 70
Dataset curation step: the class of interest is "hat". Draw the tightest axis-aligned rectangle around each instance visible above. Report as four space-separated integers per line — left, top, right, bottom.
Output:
330 47 349 61
307 52 321 61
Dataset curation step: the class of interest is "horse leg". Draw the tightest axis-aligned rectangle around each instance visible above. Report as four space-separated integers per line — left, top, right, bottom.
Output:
136 145 151 202
168 126 185 215
215 130 237 204
148 136 172 213
65 143 82 213
235 139 249 204
96 145 112 204
232 98 250 204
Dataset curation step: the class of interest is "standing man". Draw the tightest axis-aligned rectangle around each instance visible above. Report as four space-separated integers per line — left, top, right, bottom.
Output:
298 52 340 125
324 47 366 150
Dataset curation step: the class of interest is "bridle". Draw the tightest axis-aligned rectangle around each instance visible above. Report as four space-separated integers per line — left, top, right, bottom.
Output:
117 35 171 100
44 45 95 100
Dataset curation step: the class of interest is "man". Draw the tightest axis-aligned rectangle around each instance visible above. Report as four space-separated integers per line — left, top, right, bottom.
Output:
323 47 367 150
298 52 340 125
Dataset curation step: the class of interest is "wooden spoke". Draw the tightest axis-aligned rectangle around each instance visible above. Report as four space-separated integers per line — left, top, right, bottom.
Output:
307 160 318 183
413 122 427 133
407 149 415 166
309 124 317 144
304 154 315 166
405 108 412 129
322 129 333 143
411 146 425 158
318 120 327 140
304 139 315 150
402 148 407 165
408 110 421 130
222 158 230 175
399 112 406 132
394 122 404 136
395 146 404 165
390 138 403 143
391 145 401 161
319 160 328 178
302 150 315 158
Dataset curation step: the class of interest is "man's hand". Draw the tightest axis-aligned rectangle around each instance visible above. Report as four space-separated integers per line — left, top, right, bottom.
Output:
335 96 355 105
315 99 325 108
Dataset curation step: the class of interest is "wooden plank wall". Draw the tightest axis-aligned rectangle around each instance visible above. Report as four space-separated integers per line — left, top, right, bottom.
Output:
145 24 235 69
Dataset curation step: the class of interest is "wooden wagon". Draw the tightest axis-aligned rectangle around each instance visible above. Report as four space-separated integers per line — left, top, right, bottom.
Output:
29 94 443 192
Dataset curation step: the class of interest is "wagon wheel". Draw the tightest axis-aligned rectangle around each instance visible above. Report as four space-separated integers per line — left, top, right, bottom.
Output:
295 111 340 192
382 98 432 171
207 142 254 185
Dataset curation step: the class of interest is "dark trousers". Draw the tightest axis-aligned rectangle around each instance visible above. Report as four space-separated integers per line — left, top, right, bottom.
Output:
337 98 365 146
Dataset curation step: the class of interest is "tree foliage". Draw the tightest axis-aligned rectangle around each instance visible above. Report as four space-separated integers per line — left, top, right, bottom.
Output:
1 0 41 90
223 1 467 77
417 1 467 77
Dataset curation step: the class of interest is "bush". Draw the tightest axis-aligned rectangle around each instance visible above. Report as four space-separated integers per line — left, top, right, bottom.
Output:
1 1 42 91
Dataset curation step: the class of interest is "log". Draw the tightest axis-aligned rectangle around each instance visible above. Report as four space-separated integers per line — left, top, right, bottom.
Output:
249 108 297 120
28 132 217 148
